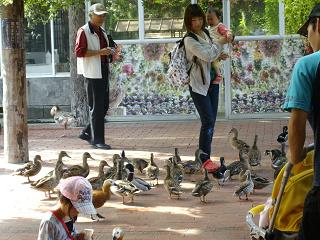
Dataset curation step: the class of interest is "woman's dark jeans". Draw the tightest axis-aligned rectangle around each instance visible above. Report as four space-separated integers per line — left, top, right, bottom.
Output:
190 84 219 160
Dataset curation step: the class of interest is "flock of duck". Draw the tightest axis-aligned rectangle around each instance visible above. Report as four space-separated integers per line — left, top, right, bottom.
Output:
12 127 288 219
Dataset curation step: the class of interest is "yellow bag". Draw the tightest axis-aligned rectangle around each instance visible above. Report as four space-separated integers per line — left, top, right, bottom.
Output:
269 150 314 232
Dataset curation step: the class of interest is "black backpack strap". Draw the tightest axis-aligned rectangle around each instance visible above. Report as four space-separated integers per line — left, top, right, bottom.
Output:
203 28 212 41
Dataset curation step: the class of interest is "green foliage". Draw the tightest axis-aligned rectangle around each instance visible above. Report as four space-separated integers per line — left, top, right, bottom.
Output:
0 0 85 26
284 0 318 34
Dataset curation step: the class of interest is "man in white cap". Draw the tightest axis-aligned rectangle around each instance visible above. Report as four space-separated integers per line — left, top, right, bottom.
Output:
75 3 117 150
283 3 320 240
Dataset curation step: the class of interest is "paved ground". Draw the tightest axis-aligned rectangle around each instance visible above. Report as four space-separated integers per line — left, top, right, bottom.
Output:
0 119 313 240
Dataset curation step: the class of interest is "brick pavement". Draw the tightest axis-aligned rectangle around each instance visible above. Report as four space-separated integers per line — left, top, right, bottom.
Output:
0 119 313 240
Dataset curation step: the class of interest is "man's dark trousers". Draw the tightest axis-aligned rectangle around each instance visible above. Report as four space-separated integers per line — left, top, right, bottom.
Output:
83 63 109 145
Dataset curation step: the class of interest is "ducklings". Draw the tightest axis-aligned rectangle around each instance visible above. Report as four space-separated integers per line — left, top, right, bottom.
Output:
192 169 213 203
12 155 42 182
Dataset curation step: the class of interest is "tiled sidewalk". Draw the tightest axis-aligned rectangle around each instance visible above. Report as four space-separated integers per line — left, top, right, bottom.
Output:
0 119 313 240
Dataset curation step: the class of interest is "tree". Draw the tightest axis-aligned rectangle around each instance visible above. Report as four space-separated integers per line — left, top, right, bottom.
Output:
0 0 28 163
69 3 89 126
0 0 89 127
284 0 318 34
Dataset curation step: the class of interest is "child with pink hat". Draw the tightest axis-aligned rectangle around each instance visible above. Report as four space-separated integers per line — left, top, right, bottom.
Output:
37 176 96 240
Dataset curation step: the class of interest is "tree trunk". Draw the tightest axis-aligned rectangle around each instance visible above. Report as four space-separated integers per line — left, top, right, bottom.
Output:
0 0 29 163
68 4 89 127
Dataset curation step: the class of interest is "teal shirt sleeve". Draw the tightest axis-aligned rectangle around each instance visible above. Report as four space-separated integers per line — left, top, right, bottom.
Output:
283 56 314 113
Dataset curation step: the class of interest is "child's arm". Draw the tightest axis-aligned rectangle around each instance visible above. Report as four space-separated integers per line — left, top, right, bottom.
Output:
217 23 234 41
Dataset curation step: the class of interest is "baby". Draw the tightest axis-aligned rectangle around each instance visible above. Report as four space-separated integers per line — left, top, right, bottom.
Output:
206 7 234 84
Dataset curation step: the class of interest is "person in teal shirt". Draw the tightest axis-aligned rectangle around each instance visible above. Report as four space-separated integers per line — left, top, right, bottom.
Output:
283 4 320 240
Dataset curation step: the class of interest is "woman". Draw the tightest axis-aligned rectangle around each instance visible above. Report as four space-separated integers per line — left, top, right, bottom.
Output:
184 4 232 172
37 176 97 240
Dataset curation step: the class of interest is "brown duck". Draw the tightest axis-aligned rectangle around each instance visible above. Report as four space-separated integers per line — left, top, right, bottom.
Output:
63 152 93 178
12 155 43 182
89 160 110 190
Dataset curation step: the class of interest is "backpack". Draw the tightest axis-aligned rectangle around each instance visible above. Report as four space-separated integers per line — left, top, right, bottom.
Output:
166 29 211 89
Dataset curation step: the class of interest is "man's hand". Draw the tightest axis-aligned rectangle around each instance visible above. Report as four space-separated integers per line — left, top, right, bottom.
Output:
100 47 115 56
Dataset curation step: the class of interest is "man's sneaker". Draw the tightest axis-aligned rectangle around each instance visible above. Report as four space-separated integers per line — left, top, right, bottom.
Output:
79 132 91 142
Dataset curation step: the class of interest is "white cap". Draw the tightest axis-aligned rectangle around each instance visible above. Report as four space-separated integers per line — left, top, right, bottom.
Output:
89 3 107 15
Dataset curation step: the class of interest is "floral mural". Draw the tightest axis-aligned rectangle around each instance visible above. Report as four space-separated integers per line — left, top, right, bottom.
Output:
109 37 305 116
230 37 304 114
109 42 196 116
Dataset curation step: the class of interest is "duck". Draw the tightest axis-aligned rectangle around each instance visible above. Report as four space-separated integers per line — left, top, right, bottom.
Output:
129 157 148 174
31 151 72 198
226 149 250 179
108 161 140 203
88 160 110 190
50 105 77 137
272 143 287 179
173 147 182 163
31 151 71 186
277 126 288 144
265 148 282 162
181 149 202 174
145 153 159 185
104 154 121 180
252 174 273 190
191 169 213 203
233 170 254 200
212 157 230 184
62 152 93 178
228 127 250 152
91 179 112 220
271 143 287 169
164 164 183 199
31 167 60 199
248 135 262 167
239 169 272 190
125 163 155 191
168 155 184 184
12 155 43 182
112 227 125 240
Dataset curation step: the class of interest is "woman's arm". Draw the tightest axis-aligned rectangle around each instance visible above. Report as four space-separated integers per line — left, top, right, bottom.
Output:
185 37 223 62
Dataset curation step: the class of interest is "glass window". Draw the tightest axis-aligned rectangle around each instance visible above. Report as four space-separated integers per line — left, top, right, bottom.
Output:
230 0 279 36
144 0 190 39
54 11 70 73
104 0 139 40
25 21 52 76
